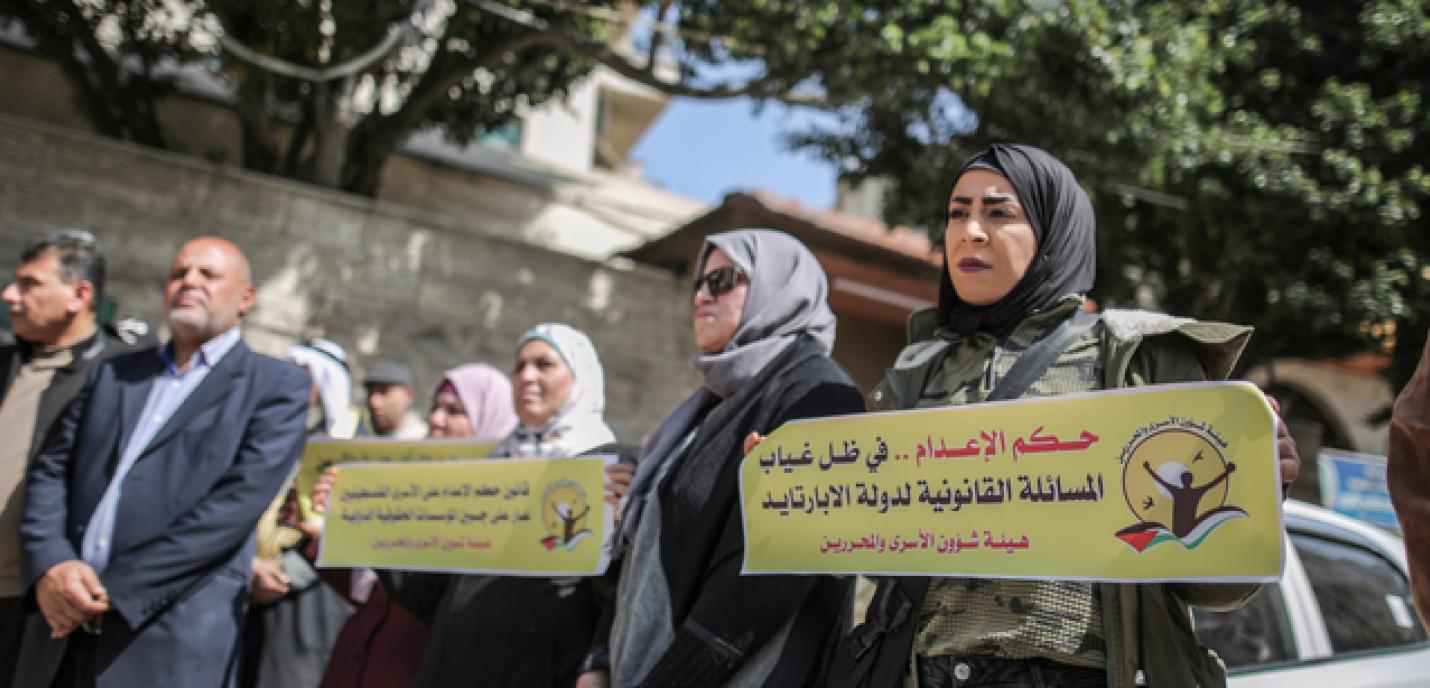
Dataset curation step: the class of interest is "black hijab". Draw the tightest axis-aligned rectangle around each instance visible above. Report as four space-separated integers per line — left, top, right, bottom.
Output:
938 143 1097 338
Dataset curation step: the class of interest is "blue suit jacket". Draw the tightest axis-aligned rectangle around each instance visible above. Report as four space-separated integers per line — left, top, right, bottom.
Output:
16 338 310 688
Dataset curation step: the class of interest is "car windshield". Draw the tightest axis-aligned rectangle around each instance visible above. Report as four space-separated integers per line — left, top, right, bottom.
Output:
1291 532 1427 653
1195 523 1429 673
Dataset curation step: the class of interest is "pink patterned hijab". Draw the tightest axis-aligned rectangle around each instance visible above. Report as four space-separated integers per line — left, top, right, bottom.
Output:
352 363 516 604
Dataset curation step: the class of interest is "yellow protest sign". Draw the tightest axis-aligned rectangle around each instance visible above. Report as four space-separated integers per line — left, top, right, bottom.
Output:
318 456 612 576
294 438 500 522
740 382 1283 582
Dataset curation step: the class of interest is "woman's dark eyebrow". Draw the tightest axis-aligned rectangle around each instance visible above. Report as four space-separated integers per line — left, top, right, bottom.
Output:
950 194 1017 205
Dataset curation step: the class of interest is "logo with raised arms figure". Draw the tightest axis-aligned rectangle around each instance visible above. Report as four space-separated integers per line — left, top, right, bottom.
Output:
1115 417 1247 552
540 480 593 551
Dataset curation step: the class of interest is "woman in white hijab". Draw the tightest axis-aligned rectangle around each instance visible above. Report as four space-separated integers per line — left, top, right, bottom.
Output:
496 322 616 459
380 323 625 688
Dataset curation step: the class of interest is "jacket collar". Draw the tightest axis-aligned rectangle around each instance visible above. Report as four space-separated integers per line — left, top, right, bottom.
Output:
158 326 243 375
909 295 1086 347
119 332 250 458
13 327 105 372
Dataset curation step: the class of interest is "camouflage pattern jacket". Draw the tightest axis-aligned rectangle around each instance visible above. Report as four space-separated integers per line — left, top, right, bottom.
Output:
847 297 1260 688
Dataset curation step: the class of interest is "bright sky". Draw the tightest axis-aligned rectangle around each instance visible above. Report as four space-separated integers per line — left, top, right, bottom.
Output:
631 97 840 210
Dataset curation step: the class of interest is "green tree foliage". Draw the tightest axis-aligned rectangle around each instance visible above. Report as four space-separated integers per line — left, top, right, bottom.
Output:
1 0 1424 381
207 0 607 193
0 0 822 193
0 1 621 192
0 0 196 147
732 0 1428 385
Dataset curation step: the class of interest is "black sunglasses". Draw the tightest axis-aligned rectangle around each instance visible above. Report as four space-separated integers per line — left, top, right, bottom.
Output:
692 265 746 297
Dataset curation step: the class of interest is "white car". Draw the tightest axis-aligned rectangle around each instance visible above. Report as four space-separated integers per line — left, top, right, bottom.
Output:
1193 499 1430 687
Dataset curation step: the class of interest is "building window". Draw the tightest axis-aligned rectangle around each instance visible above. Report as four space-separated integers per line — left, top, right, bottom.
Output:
475 120 522 151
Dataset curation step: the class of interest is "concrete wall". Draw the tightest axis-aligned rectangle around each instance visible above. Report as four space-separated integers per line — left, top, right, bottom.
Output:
0 113 702 443
0 44 706 263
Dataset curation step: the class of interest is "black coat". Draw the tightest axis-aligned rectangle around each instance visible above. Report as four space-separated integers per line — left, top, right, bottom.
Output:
379 443 636 688
623 335 866 688
382 571 603 687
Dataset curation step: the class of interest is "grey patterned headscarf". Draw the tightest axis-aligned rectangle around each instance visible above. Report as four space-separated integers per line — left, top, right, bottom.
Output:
692 229 837 398
620 229 835 544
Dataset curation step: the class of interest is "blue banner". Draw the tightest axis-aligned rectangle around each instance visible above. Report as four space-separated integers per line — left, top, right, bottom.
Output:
1318 450 1399 532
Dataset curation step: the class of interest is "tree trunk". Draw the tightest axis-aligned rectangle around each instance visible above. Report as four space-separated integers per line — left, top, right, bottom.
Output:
310 78 355 188
339 125 395 197
235 78 281 174
117 77 167 149
284 97 316 176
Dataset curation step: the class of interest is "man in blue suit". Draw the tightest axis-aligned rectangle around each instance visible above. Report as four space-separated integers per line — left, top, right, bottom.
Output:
16 237 310 687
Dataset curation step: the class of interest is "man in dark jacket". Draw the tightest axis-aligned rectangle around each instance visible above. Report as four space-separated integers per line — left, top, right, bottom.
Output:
0 231 143 687
16 236 310 688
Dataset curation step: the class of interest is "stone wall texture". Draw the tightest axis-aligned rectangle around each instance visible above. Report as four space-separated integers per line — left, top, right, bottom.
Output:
0 113 702 443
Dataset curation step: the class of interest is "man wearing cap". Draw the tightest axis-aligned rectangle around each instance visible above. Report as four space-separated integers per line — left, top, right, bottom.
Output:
363 360 427 440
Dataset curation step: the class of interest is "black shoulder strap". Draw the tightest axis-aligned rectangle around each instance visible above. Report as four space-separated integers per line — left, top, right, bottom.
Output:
832 576 930 688
986 310 1101 402
833 311 1102 688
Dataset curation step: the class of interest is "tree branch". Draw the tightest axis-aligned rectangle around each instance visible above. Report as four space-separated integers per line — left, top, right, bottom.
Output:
461 0 831 107
16 0 149 140
541 31 827 106
233 76 281 173
370 31 548 144
341 30 549 193
645 0 671 75
210 0 431 84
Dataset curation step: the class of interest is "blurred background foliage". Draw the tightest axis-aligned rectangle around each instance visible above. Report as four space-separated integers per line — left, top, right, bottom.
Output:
1 0 1425 384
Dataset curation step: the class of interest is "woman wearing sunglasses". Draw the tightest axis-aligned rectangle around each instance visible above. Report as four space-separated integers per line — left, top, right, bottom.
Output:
588 229 865 688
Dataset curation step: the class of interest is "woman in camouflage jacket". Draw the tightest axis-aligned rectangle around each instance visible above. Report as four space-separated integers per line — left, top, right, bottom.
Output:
834 144 1299 688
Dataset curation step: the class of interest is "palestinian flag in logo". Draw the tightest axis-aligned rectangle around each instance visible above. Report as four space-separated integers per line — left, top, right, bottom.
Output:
1115 506 1248 553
